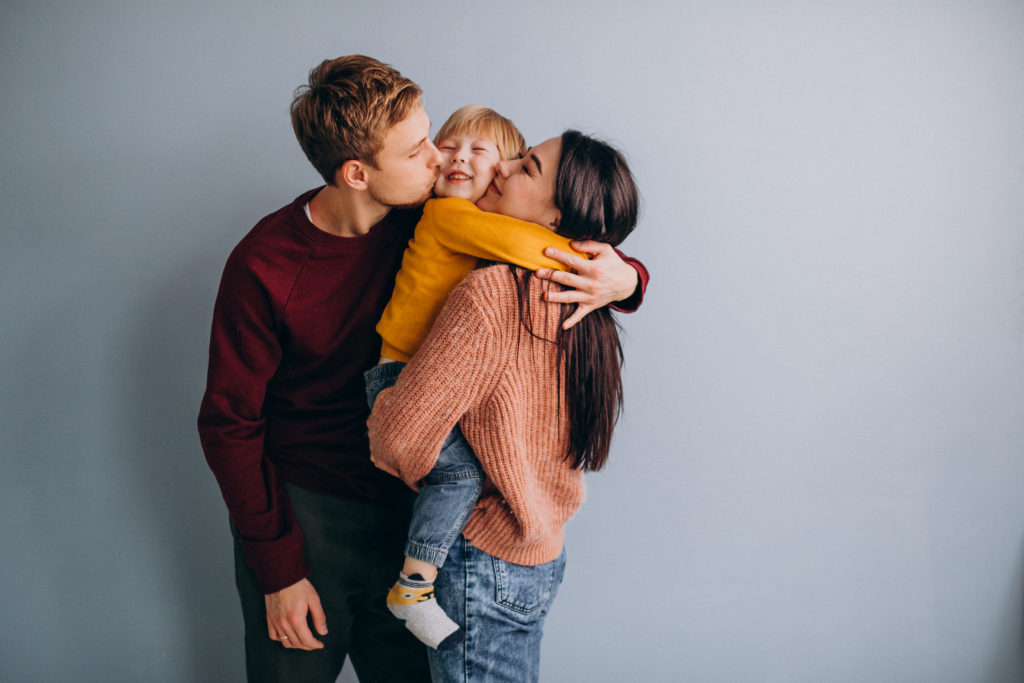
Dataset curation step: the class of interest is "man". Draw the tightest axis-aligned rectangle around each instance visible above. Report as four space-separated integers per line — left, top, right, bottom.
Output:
198 55 648 683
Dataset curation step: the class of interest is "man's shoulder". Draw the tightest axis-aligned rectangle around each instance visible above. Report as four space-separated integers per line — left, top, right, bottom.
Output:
219 191 318 289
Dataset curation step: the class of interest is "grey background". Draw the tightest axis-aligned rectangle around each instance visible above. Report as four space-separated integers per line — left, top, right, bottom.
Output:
2 1 1022 681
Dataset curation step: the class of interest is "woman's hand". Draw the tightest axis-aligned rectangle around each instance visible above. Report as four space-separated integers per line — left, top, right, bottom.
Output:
535 240 640 329
369 450 399 478
368 437 419 490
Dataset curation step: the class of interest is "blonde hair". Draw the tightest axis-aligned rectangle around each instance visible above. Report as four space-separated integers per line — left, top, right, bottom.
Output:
434 105 526 161
291 55 422 184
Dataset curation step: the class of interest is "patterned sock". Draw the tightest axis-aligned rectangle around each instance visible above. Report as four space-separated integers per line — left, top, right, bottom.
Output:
386 572 465 651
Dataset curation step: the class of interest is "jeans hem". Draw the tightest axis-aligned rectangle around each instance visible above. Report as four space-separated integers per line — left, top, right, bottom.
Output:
405 539 450 567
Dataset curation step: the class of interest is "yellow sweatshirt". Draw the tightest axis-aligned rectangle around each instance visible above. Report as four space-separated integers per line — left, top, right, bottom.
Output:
376 197 582 361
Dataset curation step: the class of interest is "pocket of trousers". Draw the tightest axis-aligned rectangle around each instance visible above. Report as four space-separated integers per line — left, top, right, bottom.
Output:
491 553 565 617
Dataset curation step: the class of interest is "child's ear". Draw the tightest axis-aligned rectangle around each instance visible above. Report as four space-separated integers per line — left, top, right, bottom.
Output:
549 210 561 229
337 160 368 190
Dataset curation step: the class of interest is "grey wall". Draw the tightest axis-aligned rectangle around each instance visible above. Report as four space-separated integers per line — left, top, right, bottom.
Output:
2 1 1022 681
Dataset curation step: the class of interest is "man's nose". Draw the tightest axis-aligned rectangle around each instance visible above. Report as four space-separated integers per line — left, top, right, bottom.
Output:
426 140 443 168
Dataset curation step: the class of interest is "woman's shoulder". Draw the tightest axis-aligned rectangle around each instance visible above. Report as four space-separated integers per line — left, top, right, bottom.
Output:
445 266 519 321
453 266 561 334
454 264 518 297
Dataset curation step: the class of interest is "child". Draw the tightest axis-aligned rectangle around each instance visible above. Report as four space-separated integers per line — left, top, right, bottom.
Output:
364 105 584 650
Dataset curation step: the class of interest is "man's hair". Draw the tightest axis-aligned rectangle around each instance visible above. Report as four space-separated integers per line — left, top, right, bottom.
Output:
434 105 526 161
290 55 423 185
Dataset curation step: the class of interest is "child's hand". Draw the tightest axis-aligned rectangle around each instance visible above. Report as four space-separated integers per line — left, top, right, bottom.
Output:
536 241 639 328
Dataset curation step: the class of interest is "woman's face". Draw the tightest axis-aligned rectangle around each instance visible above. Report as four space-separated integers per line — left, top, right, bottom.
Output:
476 136 562 231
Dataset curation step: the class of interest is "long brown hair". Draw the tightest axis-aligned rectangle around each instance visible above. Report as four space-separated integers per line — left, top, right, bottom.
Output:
514 130 639 472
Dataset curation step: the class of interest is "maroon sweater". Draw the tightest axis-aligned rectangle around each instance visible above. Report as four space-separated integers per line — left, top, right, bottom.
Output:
198 188 650 593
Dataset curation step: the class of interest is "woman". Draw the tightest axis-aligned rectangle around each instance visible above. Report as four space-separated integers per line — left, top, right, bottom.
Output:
367 130 640 681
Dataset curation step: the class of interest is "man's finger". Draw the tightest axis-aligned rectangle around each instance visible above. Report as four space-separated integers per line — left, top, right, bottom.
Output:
276 622 298 648
288 614 324 650
309 591 329 637
562 304 595 330
538 269 587 291
543 247 585 270
545 289 589 305
569 240 613 257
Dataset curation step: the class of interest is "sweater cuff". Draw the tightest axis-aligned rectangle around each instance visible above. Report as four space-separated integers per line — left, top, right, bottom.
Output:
237 529 310 594
379 340 412 364
609 252 649 313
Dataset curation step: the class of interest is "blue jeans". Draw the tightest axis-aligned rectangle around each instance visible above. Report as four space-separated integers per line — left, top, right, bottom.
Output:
365 361 484 568
429 536 567 682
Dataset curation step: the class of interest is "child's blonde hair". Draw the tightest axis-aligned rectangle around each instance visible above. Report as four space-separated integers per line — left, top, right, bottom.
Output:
434 105 526 161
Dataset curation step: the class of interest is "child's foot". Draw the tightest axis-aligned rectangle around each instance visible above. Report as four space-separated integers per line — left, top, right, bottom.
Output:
387 572 464 650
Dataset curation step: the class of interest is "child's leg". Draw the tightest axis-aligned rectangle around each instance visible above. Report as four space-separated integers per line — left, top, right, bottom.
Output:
387 424 483 650
404 424 485 567
365 362 483 650
365 361 484 568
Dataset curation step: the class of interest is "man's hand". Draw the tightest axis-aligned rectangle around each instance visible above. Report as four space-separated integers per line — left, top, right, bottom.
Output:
265 578 328 650
535 240 640 329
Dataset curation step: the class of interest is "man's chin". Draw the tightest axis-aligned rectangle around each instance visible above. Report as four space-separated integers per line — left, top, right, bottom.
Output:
377 185 435 210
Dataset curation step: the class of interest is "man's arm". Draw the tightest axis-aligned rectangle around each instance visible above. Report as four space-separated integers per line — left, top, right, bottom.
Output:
535 241 650 329
197 250 325 651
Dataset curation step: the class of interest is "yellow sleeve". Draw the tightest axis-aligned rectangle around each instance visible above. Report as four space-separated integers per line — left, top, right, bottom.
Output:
376 198 587 362
423 197 586 270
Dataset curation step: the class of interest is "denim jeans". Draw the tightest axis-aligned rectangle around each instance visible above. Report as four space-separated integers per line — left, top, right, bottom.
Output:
232 483 430 683
365 361 484 568
428 536 567 682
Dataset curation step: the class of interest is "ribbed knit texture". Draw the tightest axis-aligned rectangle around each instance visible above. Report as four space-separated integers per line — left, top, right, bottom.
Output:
376 197 580 362
368 265 585 566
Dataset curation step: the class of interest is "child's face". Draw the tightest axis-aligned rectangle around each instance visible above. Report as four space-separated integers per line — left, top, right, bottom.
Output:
433 134 502 202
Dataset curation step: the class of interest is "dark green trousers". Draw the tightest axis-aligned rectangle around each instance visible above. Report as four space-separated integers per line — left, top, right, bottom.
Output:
232 483 430 683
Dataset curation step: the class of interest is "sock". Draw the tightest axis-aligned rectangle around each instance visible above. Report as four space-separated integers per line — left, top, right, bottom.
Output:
386 572 465 651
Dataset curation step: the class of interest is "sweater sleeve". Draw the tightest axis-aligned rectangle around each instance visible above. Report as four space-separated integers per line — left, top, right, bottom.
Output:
425 197 586 269
197 248 309 594
609 250 650 313
431 197 650 312
368 273 504 487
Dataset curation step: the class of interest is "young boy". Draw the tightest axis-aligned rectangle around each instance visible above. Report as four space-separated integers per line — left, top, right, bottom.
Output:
364 105 584 650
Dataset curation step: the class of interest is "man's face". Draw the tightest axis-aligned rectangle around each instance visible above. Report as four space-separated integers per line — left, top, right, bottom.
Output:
365 102 442 208
433 134 501 202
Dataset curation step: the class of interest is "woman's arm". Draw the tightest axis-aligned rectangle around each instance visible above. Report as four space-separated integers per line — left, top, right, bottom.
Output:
368 273 505 487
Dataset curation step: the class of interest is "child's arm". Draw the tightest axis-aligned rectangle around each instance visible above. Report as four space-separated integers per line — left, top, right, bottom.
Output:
423 197 586 271
428 198 649 323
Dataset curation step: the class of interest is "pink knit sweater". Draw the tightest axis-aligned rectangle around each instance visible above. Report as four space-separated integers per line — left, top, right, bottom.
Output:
367 265 585 566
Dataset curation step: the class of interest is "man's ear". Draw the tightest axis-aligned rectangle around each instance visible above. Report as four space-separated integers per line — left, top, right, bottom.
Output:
549 209 561 230
337 160 369 190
